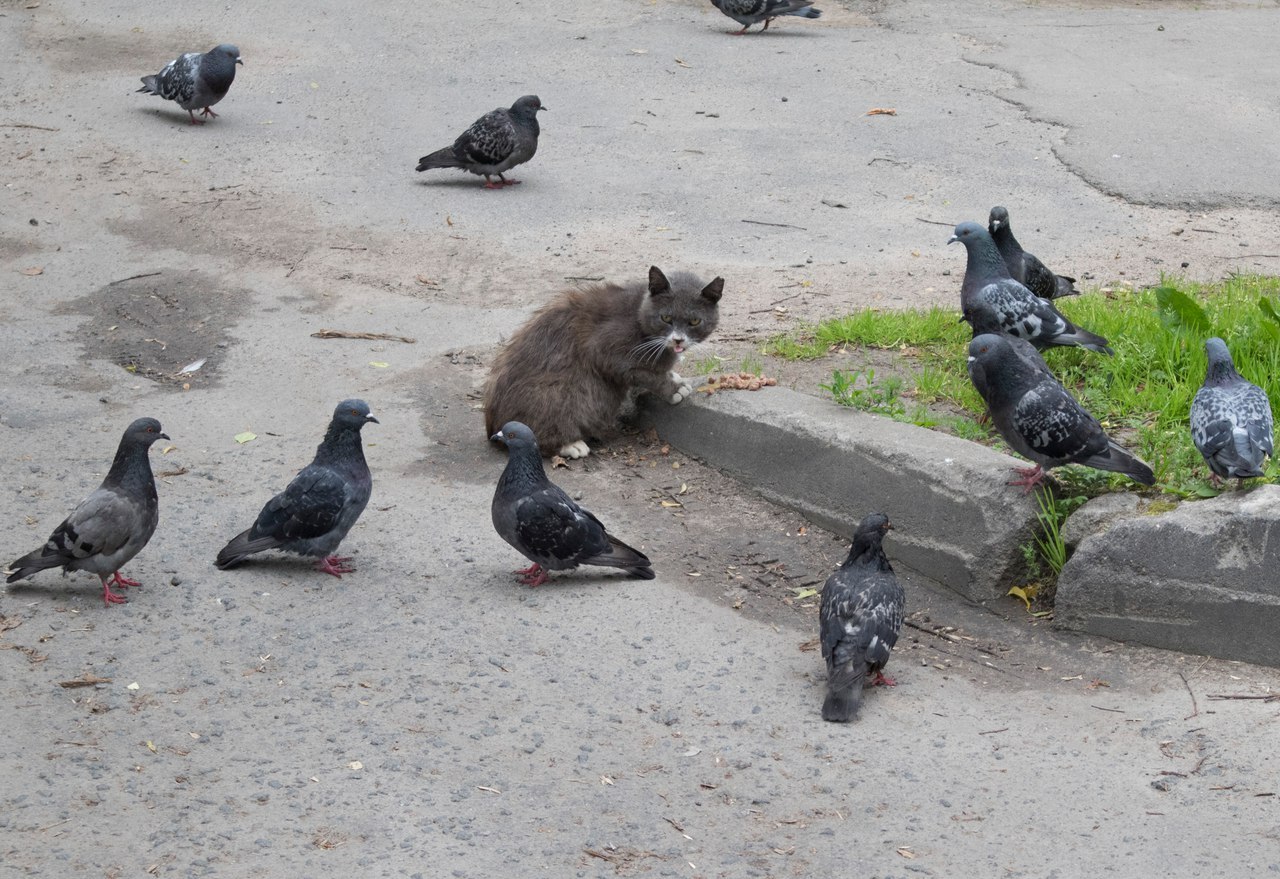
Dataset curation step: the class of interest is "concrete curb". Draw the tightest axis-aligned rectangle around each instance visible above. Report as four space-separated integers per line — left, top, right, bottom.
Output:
1055 484 1280 668
639 387 1041 602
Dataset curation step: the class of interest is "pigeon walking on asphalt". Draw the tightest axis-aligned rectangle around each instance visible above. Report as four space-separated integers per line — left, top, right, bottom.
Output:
137 44 242 125
967 333 1155 489
7 418 168 607
709 0 822 33
950 222 1112 355
415 96 545 189
988 206 1080 300
490 422 654 586
819 513 904 722
215 400 377 577
1191 337 1274 485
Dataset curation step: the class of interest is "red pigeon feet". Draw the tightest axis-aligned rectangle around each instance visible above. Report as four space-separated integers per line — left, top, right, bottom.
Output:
516 563 549 587
111 571 142 588
1007 464 1047 493
870 671 897 687
316 556 356 578
199 107 219 119
100 577 128 606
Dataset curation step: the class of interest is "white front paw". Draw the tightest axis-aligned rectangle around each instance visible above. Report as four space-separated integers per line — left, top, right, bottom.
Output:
669 372 693 405
559 440 591 459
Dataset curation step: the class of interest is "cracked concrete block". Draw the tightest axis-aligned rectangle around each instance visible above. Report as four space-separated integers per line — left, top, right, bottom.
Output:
639 387 1041 602
1060 492 1143 551
1056 484 1280 667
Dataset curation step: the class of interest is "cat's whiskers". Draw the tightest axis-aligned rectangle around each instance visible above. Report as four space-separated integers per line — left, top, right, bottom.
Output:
629 336 670 366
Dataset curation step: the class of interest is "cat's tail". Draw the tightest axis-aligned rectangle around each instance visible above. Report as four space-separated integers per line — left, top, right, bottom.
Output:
584 534 655 580
416 146 461 172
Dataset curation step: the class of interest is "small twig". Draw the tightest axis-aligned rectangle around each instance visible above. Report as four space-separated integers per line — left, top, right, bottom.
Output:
38 819 72 832
1178 672 1199 720
904 619 961 643
328 245 367 251
1091 705 1125 713
1190 228 1220 234
107 271 162 286
311 329 417 344
978 727 1008 736
915 217 955 227
1206 693 1280 702
742 219 807 230
564 276 605 282
0 123 60 131
1232 253 1280 259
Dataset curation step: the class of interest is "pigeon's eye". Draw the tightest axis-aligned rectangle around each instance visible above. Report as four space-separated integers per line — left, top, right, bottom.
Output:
688 317 701 327
146 426 155 432
661 314 673 324
350 409 359 416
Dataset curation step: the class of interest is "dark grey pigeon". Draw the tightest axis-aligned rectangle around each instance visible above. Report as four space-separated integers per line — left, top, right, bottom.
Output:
950 222 1112 355
7 418 167 607
138 44 242 125
963 306 1054 403
491 422 654 586
709 0 822 33
819 513 903 723
416 96 545 189
967 334 1154 490
215 400 377 577
988 206 1080 300
1191 337 1274 484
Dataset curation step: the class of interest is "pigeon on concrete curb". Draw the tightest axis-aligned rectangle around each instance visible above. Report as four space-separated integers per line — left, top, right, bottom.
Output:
415 96 545 189
950 222 1112 355
491 422 654 586
967 333 1154 490
819 512 903 722
710 0 822 34
1191 337 1274 485
7 418 168 607
988 206 1080 300
137 44 242 125
215 400 377 577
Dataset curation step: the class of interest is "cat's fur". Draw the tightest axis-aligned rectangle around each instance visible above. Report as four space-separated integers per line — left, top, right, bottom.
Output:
484 266 724 458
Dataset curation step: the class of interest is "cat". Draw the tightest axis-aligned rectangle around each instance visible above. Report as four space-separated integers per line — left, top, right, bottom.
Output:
484 266 724 459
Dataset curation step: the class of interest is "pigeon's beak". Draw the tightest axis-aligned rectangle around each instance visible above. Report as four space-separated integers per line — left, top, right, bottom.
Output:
947 234 959 245
365 415 379 424
490 431 507 444
236 57 244 65
957 314 968 324
160 432 171 441
967 356 976 364
990 220 1001 230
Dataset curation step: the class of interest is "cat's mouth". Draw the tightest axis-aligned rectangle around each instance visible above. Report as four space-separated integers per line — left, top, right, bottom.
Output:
671 342 686 354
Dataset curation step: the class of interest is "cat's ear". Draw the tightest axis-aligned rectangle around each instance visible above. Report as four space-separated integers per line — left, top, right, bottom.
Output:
701 277 725 303
648 266 671 297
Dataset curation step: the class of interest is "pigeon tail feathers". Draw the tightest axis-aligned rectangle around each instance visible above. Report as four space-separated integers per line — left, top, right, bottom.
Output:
214 529 285 569
581 534 654 578
1078 441 1156 486
822 659 866 722
416 146 462 172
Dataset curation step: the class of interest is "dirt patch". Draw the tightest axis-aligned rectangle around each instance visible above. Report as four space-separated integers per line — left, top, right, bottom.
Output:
60 270 249 388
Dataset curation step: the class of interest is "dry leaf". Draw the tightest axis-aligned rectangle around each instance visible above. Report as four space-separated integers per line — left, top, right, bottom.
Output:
368 361 390 368
866 107 898 116
234 431 256 444
58 674 112 689
20 266 43 276
674 58 692 68
348 761 363 771
145 741 157 753
660 500 682 508
896 847 916 859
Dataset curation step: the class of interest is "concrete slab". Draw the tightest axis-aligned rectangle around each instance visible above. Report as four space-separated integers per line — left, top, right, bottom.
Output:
1057 484 1280 667
640 387 1042 602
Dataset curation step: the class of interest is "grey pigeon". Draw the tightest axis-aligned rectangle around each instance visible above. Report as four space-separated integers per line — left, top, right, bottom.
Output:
950 222 1112 355
819 513 903 722
415 96 545 189
710 0 822 33
215 400 377 577
7 418 168 607
137 44 242 125
963 307 1054 403
491 422 654 586
967 333 1154 489
988 206 1080 300
1191 337 1274 484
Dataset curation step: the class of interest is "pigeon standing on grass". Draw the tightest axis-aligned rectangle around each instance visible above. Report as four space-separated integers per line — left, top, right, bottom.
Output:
710 0 822 34
950 222 1111 354
490 422 654 586
988 207 1080 300
7 418 168 607
819 513 903 723
215 400 377 577
137 44 242 125
415 96 545 189
1191 337 1274 485
967 334 1155 490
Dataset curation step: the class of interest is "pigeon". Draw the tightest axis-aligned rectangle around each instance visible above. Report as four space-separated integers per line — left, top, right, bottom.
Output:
710 0 822 34
819 512 904 722
963 306 1055 403
415 96 545 189
988 206 1080 300
7 418 168 607
215 400 377 577
490 422 654 586
138 44 242 125
950 222 1112 355
967 333 1155 489
1190 337 1274 485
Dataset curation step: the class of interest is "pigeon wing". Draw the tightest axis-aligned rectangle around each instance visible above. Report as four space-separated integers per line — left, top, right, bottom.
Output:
821 570 903 670
42 488 143 565
154 53 200 104
254 466 348 542
454 110 516 167
1012 380 1107 464
512 487 609 566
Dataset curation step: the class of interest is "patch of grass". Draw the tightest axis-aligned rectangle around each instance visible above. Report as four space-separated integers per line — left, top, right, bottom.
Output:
687 354 726 376
820 368 906 417
775 275 1280 494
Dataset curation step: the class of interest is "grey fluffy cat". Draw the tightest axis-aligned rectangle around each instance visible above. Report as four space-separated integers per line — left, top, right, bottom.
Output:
484 266 724 458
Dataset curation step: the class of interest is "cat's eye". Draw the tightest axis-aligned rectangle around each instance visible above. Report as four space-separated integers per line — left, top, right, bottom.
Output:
688 318 701 327
660 314 673 324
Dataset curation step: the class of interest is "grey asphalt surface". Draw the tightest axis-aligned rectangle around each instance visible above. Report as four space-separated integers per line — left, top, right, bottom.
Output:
2 1 1280 876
